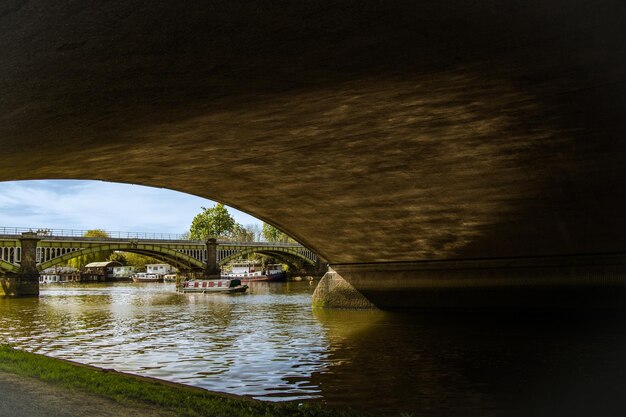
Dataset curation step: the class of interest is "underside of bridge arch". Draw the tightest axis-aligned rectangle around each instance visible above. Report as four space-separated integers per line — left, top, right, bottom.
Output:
119 250 204 271
0 260 19 274
38 245 205 271
219 248 316 267
3 1 626 307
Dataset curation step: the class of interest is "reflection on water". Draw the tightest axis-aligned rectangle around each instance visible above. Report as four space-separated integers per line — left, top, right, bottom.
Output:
2 283 626 416
0 283 328 402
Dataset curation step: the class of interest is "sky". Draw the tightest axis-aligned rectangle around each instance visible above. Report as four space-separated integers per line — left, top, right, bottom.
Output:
0 180 262 234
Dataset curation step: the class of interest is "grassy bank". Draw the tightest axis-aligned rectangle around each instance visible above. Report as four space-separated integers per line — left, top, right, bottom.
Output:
0 345 370 417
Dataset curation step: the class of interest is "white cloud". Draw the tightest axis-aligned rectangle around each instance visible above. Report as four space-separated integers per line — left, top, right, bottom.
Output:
0 180 261 233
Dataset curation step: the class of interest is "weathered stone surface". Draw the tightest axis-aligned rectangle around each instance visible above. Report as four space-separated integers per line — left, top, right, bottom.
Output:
312 269 376 309
1 233 40 297
0 277 39 297
205 238 221 278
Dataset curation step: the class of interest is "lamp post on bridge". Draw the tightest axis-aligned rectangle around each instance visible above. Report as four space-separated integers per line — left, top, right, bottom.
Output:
205 238 221 279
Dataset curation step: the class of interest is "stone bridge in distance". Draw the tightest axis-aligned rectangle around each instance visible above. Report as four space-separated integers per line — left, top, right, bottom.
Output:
0 228 319 293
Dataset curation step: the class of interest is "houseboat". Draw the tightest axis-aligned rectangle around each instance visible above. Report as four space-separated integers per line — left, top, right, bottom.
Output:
146 263 176 275
131 272 163 283
178 278 248 294
40 267 80 284
112 265 137 282
223 262 286 282
82 261 122 282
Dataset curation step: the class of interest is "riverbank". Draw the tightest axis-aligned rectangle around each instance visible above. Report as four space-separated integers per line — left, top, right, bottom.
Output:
0 345 370 417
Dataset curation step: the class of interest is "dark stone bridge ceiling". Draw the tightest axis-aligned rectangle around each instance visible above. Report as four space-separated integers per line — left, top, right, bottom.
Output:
1 0 625 263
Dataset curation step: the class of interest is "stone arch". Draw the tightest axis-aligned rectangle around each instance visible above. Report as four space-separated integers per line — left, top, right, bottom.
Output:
38 243 205 271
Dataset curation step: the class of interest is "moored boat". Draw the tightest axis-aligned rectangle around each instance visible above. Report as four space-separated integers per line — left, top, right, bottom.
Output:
132 273 163 283
163 274 177 282
223 262 286 282
178 278 248 293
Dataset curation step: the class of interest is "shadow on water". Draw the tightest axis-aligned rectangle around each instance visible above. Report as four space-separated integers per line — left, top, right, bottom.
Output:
312 308 626 416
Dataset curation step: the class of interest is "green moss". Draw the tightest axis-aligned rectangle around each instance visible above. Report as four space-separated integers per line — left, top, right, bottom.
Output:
0 345 371 417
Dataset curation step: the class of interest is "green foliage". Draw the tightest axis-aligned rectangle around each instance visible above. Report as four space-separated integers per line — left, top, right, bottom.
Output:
189 203 236 240
262 223 296 243
108 252 127 265
67 229 112 269
108 252 159 269
83 229 109 238
229 224 255 242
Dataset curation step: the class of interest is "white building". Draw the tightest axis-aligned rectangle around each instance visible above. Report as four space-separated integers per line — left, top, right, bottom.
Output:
146 263 176 275
112 265 137 279
40 266 80 284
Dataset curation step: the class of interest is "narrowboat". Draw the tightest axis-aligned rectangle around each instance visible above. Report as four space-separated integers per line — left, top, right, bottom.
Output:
178 278 248 293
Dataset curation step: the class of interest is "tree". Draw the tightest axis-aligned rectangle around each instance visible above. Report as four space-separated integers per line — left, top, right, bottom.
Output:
229 223 256 242
124 252 159 269
108 251 127 265
107 252 161 270
189 203 236 240
246 223 262 241
262 223 282 242
262 223 296 243
67 229 112 269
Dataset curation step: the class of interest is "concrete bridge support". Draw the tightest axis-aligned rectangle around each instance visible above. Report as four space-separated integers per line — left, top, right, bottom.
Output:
0 233 40 297
314 255 626 310
312 268 376 309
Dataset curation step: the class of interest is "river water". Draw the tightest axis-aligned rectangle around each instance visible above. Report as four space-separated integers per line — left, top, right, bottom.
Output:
2 282 626 416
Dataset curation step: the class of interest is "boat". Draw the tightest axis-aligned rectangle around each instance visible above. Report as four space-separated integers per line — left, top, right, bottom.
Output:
163 274 177 282
132 273 163 283
223 262 286 282
178 278 248 293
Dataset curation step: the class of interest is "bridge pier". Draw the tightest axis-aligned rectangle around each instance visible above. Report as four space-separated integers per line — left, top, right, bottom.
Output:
312 268 377 309
205 238 221 278
316 255 626 310
0 232 40 297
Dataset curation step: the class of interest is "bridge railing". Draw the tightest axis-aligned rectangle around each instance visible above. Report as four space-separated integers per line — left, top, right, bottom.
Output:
0 227 306 247
0 227 187 241
218 240 304 247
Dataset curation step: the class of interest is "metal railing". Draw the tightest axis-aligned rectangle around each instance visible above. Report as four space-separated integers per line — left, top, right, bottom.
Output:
0 227 305 247
0 227 188 241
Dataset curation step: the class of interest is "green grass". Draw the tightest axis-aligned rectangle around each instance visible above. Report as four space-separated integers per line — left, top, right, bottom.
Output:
0 345 372 417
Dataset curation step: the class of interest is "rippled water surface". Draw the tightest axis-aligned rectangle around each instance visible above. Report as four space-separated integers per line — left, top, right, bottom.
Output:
3 282 626 416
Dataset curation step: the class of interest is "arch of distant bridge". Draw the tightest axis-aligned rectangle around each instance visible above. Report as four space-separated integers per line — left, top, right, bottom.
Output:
218 247 317 266
37 243 207 271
